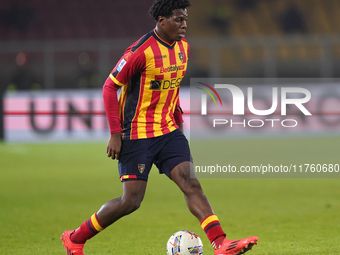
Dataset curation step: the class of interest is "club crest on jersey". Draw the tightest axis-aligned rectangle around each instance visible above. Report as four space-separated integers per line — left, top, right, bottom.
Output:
138 164 145 174
178 52 184 62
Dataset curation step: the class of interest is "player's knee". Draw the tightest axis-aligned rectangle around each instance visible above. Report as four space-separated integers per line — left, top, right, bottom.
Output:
172 162 203 195
126 202 141 214
121 196 142 214
182 178 203 195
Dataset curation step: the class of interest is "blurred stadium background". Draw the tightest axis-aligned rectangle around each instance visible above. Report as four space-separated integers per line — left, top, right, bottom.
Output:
1 0 340 142
2 0 340 91
1 1 340 254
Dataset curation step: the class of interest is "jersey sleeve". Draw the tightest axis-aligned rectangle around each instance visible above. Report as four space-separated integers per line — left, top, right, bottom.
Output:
104 43 146 134
103 77 122 134
109 48 146 87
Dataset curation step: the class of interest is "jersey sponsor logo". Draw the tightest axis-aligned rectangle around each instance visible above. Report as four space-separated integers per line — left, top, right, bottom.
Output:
117 59 126 72
160 65 185 73
150 77 182 90
150 80 162 90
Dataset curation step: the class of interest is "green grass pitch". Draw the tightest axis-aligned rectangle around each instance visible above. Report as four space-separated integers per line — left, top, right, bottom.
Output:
0 136 339 254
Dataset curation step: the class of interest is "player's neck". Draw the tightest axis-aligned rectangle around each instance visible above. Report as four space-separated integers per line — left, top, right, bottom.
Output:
154 27 174 45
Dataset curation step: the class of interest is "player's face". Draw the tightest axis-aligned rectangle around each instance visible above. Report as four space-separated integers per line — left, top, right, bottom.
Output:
158 9 188 42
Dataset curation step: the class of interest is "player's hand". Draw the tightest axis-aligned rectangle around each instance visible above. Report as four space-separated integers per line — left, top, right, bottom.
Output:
106 132 122 160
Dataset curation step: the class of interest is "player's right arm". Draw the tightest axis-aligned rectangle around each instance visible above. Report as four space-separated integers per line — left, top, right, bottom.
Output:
103 77 122 159
102 42 146 159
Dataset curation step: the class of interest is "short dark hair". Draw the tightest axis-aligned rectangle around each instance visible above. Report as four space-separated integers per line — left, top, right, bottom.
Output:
148 0 191 21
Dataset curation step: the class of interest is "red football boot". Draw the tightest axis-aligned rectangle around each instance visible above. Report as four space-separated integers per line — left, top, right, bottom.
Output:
61 230 85 255
214 236 258 255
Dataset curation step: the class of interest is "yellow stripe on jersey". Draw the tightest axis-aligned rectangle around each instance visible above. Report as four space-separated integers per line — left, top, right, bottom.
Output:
114 30 189 140
136 122 147 139
135 46 155 139
152 42 172 134
109 73 125 87
118 84 129 122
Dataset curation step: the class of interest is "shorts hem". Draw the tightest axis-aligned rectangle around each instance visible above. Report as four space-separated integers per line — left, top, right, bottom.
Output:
120 176 148 182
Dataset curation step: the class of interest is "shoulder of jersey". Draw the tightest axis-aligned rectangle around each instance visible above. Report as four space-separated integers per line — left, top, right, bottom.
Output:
181 38 189 44
127 31 155 54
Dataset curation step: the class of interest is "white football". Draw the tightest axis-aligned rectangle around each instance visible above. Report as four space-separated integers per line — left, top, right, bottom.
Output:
166 230 203 255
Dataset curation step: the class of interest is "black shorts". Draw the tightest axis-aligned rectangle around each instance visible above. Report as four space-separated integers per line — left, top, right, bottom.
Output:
118 129 192 182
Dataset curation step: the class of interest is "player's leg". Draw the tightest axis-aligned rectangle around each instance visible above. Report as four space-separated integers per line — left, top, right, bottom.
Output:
61 137 153 255
154 130 227 249
156 129 258 254
61 180 147 255
170 161 214 221
96 180 147 226
170 162 226 244
170 162 258 255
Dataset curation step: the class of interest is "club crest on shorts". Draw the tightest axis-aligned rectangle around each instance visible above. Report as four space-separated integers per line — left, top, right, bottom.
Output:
178 52 184 63
138 164 145 173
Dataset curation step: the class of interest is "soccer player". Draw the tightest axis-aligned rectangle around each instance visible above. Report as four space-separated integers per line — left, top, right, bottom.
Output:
61 0 258 254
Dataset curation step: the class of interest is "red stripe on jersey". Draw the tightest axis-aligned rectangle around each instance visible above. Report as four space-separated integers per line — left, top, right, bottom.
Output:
151 43 163 68
177 41 187 63
168 47 178 79
155 74 164 81
130 71 147 139
168 47 177 65
160 89 175 133
145 90 161 138
149 74 164 136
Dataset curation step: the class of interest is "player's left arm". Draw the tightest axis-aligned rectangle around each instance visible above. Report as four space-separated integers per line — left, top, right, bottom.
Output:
174 99 184 134
175 40 189 134
177 122 184 134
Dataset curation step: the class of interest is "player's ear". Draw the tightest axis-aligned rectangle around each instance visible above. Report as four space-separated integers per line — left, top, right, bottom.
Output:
158 16 166 26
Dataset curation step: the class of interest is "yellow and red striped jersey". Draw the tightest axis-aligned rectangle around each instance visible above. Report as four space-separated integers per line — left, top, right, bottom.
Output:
109 29 189 140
